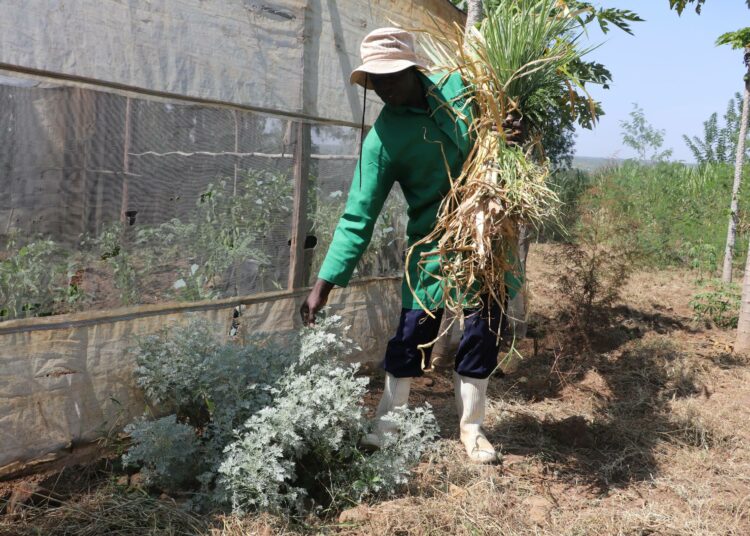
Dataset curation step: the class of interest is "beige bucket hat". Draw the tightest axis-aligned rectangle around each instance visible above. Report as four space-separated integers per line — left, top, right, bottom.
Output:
350 27 427 89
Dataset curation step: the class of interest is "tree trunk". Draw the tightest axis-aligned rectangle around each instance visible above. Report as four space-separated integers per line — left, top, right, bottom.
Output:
722 71 750 282
736 235 750 352
465 0 483 33
507 225 531 340
733 50 750 353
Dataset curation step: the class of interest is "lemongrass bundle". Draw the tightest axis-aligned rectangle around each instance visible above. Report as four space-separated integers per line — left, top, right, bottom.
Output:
407 0 596 320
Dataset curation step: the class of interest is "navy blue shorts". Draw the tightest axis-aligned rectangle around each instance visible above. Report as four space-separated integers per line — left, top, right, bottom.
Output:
383 297 507 379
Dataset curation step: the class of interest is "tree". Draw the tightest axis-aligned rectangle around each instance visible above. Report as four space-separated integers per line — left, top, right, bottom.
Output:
669 0 750 14
619 104 673 162
717 29 750 349
683 93 748 164
452 1 641 166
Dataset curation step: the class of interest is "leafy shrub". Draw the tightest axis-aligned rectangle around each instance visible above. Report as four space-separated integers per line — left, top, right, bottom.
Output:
690 279 740 328
554 187 641 320
129 176 275 301
310 186 408 279
87 222 141 305
124 316 438 515
217 359 369 513
80 169 288 307
678 240 719 279
122 415 199 490
580 162 745 271
0 237 83 320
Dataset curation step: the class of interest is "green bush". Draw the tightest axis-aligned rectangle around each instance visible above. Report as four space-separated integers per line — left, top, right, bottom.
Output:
87 222 141 305
554 186 641 319
124 317 438 515
137 174 276 300
690 279 741 328
547 161 749 274
122 415 199 490
81 169 286 306
0 237 83 320
310 186 409 279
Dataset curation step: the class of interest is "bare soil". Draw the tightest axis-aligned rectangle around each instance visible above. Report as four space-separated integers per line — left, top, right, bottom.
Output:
3 244 749 535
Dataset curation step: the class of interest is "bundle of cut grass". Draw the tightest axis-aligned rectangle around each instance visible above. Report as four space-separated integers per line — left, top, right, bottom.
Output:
407 0 598 319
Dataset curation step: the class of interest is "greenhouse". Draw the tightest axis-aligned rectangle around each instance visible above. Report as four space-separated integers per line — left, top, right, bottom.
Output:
0 0 464 474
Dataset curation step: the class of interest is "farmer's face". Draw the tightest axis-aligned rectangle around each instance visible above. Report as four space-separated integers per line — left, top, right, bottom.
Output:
368 68 421 107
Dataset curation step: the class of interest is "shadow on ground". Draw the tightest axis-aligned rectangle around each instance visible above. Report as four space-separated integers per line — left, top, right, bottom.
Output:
484 303 709 492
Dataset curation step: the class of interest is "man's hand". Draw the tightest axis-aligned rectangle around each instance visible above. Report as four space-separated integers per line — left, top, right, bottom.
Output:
300 278 335 326
501 112 527 146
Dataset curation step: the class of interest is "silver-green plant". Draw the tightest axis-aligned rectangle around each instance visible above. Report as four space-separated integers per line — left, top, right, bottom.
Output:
122 415 199 491
124 316 439 514
217 357 369 513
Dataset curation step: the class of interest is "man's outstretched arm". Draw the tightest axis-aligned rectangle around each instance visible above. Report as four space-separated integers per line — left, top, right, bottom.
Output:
300 278 335 326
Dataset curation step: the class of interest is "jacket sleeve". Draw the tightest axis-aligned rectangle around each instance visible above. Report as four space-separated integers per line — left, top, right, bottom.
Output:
317 131 395 287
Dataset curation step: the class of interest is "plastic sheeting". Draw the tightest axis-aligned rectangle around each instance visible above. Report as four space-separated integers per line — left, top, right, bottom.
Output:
0 277 401 474
0 0 464 126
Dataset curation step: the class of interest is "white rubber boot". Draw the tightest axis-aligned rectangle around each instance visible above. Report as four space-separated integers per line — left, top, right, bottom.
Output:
361 373 412 449
455 372 498 464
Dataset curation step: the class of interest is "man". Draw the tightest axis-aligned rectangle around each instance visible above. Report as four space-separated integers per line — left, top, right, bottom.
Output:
300 27 522 464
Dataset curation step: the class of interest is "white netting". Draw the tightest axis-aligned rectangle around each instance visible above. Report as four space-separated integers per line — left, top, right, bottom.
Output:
0 76 408 320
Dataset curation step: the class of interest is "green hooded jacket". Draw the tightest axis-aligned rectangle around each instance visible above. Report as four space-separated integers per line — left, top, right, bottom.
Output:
318 71 522 309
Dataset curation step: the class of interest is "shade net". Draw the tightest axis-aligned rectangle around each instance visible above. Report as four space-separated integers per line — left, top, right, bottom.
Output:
0 74 407 321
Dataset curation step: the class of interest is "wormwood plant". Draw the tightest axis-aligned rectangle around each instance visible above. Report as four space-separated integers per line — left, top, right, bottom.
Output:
122 415 199 490
123 317 438 515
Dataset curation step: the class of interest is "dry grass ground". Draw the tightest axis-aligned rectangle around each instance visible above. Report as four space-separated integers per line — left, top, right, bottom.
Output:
2 244 749 535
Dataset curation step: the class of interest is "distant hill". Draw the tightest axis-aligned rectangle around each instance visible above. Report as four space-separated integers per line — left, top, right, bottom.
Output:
571 156 625 172
571 156 698 171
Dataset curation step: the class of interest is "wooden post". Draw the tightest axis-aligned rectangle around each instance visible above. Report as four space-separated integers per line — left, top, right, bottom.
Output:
120 97 132 223
233 110 239 196
288 122 311 289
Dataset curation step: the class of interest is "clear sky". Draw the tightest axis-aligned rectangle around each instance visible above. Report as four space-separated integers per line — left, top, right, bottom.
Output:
574 0 749 162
